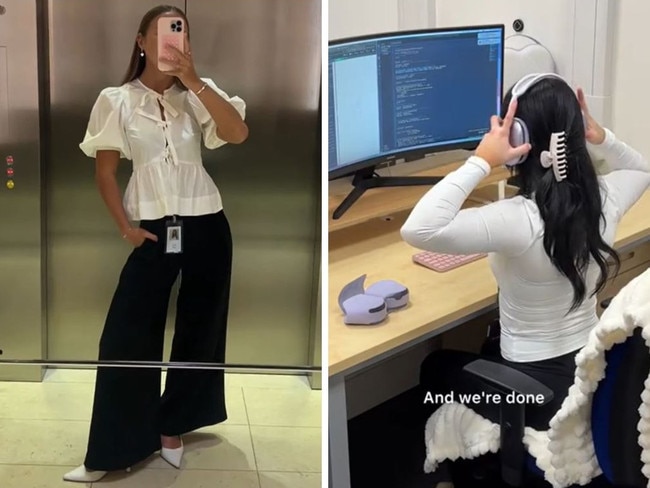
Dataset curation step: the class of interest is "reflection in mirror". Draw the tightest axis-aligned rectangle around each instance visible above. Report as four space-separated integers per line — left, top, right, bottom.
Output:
0 0 321 486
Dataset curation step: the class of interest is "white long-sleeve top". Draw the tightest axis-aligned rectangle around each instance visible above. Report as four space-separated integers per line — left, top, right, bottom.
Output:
79 78 246 221
401 129 650 362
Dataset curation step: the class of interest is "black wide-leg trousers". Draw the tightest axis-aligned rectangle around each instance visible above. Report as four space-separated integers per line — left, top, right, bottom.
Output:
84 211 232 471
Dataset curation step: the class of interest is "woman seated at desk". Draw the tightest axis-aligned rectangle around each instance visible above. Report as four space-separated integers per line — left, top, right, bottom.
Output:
401 74 650 484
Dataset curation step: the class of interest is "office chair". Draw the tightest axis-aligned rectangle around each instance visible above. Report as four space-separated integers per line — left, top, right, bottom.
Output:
461 296 650 487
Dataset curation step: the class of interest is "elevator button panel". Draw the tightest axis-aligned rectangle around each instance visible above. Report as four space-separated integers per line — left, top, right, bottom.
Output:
5 155 13 189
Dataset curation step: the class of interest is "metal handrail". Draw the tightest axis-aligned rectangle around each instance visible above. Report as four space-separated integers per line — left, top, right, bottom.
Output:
0 357 320 374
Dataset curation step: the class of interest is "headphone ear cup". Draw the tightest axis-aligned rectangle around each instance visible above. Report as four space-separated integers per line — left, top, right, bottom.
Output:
505 117 530 167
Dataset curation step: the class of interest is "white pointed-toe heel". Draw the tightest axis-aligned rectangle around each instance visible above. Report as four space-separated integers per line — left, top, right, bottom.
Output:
160 437 184 468
62 465 107 482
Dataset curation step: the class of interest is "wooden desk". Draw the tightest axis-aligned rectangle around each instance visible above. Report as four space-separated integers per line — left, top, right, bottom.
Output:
328 185 650 488
329 162 511 232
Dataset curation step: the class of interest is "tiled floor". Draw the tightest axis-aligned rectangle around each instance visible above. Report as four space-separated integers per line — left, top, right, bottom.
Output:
0 369 321 487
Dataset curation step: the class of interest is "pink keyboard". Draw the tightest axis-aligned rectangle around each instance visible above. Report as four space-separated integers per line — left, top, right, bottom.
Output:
412 251 486 272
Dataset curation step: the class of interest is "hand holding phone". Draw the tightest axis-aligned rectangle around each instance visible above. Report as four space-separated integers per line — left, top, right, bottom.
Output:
157 16 185 72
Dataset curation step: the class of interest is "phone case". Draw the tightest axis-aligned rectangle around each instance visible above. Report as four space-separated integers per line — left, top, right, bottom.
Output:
157 16 185 72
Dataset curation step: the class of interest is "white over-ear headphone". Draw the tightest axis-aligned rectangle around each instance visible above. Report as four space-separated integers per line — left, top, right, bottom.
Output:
505 73 569 167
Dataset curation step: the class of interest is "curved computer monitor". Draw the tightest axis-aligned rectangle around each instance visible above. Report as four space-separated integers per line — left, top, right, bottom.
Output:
328 25 505 218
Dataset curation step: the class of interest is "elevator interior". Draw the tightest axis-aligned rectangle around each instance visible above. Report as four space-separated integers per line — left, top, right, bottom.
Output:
0 0 321 384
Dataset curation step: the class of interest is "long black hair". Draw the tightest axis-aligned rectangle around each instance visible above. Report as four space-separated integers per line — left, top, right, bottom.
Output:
503 78 619 311
121 4 190 88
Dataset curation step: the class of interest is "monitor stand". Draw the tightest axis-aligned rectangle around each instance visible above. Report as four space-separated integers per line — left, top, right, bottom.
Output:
332 167 442 220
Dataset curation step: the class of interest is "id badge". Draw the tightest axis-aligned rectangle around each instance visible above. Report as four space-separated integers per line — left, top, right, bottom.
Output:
165 218 183 254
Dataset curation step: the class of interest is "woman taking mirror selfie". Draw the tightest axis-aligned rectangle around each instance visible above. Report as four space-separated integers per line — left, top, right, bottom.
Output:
64 4 248 483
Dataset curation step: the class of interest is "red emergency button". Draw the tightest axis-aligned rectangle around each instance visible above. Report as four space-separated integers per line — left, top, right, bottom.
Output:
6 168 14 177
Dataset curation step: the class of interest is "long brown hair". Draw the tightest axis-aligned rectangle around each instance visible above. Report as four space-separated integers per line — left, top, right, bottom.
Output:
121 5 190 87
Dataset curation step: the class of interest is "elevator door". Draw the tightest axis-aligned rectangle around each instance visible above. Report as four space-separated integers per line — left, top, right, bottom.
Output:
46 0 321 366
0 0 45 381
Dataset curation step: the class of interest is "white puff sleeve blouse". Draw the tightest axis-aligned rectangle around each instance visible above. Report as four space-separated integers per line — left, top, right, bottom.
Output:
79 78 246 221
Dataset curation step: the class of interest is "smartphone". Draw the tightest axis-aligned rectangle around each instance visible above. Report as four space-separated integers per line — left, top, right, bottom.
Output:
157 16 185 72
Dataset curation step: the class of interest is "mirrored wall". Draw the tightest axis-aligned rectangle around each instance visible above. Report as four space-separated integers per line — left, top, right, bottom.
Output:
0 1 321 485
